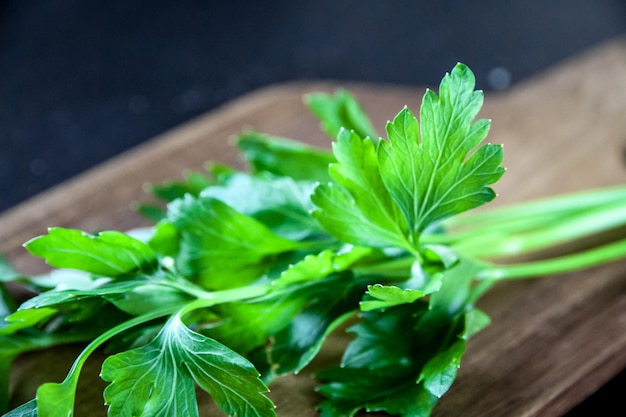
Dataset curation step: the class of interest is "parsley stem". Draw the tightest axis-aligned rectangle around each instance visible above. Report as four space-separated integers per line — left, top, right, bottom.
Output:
55 305 180 390
447 199 626 259
30 305 180 417
425 185 626 257
446 184 626 229
177 283 272 317
352 256 414 277
467 277 496 306
479 238 626 280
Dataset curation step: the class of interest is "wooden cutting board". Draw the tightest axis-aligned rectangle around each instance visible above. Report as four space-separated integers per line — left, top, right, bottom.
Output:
2 37 626 416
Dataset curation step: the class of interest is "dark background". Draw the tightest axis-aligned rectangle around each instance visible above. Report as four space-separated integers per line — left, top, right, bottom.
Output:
1 0 625 414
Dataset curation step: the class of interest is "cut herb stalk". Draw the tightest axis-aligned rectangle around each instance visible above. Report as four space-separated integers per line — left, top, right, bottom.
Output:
1 63 625 417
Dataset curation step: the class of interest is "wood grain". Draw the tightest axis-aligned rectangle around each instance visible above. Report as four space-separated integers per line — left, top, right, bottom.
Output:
2 36 626 416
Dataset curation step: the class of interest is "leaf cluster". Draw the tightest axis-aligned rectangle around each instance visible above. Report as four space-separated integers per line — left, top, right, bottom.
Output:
2 63 626 417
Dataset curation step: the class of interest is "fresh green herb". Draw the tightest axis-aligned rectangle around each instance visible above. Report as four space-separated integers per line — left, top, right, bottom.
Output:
2 63 626 417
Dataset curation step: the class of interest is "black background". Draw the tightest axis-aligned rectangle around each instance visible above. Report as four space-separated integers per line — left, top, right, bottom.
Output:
1 0 625 414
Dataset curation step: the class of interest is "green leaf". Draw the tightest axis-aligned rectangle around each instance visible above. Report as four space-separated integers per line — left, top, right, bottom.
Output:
17 281 141 311
418 339 465 398
316 368 437 417
317 299 467 416
134 202 167 223
312 65 504 254
311 128 410 250
0 280 154 335
24 228 158 277
101 313 275 417
305 89 379 140
137 166 228 222
360 284 433 312
415 309 489 401
201 291 308 354
236 131 335 183
0 308 57 335
429 258 484 315
200 172 324 241
256 310 354 382
147 220 180 258
36 378 77 417
146 169 213 202
274 246 372 286
199 273 341 354
274 250 337 286
340 302 430 371
422 244 459 269
251 273 364 381
378 63 505 238
1 399 38 416
463 308 491 339
167 194 306 289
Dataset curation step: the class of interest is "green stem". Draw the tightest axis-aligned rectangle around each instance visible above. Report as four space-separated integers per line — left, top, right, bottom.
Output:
446 184 626 229
0 330 97 414
352 256 415 278
448 199 626 259
479 238 626 280
33 305 181 417
467 277 496 306
57 304 180 385
178 283 272 317
423 185 626 255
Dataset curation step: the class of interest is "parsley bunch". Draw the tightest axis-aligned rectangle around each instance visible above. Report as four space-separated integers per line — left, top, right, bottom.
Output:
2 63 625 417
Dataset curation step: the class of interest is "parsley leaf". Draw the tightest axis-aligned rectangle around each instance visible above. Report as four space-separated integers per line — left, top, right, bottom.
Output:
251 273 364 381
311 128 411 251
146 169 214 202
166 194 307 289
101 313 275 417
360 283 436 312
2 399 38 416
316 302 441 417
379 64 504 237
24 228 157 277
305 88 379 140
236 131 335 183
200 172 324 241
312 63 505 254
